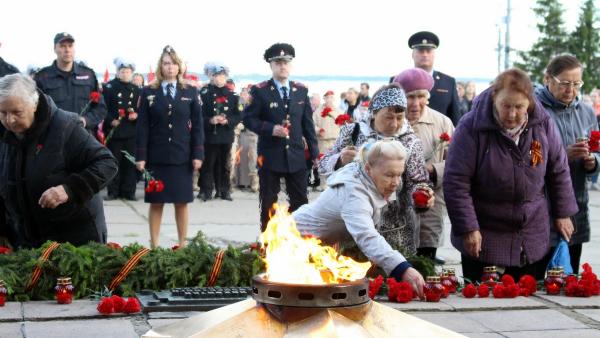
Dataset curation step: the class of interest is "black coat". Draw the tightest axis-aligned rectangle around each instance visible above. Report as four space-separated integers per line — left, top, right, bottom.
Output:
0 57 19 77
35 61 107 129
243 79 319 173
429 70 461 126
103 78 140 140
200 84 242 144
0 93 117 248
136 84 204 165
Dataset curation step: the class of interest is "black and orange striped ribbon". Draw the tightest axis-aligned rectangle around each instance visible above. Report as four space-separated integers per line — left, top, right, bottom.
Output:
108 247 150 292
206 250 226 286
26 242 60 291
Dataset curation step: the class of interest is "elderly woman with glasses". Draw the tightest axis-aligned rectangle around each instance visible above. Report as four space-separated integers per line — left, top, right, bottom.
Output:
535 54 597 274
319 84 433 257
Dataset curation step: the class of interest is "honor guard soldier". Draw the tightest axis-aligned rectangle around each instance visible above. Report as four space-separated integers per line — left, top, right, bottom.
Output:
198 62 242 202
35 33 107 132
243 43 319 231
103 58 140 201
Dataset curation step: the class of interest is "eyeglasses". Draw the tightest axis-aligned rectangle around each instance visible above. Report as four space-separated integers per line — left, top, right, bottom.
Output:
552 76 584 89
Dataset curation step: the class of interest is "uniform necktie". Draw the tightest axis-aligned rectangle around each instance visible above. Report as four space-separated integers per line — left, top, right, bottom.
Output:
281 86 288 102
167 83 175 99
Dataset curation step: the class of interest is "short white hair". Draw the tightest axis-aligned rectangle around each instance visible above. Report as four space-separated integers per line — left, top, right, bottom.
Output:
356 139 407 166
0 73 39 108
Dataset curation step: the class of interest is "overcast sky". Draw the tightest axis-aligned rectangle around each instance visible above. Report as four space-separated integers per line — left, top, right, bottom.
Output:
0 0 594 80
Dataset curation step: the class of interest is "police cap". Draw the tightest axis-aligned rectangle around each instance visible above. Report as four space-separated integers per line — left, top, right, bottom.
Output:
264 43 295 63
54 32 74 45
408 31 439 49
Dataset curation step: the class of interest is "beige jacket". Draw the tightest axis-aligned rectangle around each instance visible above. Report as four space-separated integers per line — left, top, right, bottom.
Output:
411 106 455 248
313 105 342 141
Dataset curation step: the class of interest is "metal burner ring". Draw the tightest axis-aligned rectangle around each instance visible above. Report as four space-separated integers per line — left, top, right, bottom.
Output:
251 274 370 308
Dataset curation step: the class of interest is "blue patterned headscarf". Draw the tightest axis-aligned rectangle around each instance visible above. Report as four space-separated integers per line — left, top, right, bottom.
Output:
369 86 407 113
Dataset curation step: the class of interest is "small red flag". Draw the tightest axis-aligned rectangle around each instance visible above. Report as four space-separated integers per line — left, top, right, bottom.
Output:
148 66 155 83
103 68 110 83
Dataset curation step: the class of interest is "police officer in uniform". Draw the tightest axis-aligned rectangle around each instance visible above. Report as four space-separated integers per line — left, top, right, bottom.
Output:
103 58 140 201
198 62 242 201
409 31 460 125
35 33 107 132
243 43 319 231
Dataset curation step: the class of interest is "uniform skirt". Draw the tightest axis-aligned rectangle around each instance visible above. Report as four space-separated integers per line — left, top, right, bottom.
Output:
144 163 193 204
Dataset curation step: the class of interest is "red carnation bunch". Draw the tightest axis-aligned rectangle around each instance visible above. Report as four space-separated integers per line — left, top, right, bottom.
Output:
334 114 351 126
89 91 101 104
145 179 165 193
412 190 429 209
462 283 477 298
518 275 537 295
439 132 451 143
565 263 600 297
97 296 141 315
215 96 227 104
386 278 414 303
368 275 384 299
589 131 600 152
501 274 515 286
0 246 12 255
477 284 489 298
320 107 333 118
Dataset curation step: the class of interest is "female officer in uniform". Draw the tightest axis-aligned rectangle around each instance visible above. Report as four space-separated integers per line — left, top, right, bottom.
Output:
136 46 204 248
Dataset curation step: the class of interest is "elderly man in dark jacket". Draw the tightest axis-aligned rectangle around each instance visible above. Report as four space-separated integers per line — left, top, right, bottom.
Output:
0 74 117 248
444 69 578 281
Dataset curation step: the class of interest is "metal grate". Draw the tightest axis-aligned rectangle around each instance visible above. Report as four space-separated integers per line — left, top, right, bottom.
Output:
136 286 252 312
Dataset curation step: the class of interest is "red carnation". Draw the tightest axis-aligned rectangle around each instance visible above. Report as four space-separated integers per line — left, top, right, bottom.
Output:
589 131 600 152
393 281 414 303
504 283 520 298
89 91 101 103
492 284 505 298
97 297 114 315
154 180 165 193
519 287 532 297
361 100 370 107
477 284 489 298
215 96 227 104
386 278 398 301
518 275 537 295
145 180 156 193
565 282 578 297
123 297 141 314
439 132 451 142
501 274 515 286
106 242 122 250
118 109 126 118
565 275 578 286
412 190 429 208
368 275 384 299
111 295 126 313
321 107 333 118
581 263 597 282
0 246 12 254
462 283 477 298
334 114 351 126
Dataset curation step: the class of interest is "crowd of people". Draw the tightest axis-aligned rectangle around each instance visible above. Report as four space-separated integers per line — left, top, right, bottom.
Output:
0 30 597 296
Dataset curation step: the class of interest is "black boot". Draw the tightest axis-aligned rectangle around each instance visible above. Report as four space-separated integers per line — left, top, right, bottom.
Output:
220 191 233 201
197 191 212 202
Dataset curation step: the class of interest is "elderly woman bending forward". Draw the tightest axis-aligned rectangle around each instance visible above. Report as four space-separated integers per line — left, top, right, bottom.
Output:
0 74 117 248
294 140 425 297
444 69 578 281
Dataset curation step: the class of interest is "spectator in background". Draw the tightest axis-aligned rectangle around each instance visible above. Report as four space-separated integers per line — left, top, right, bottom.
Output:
465 81 477 112
310 93 321 112
359 82 371 103
535 54 597 274
136 45 204 248
235 86 259 192
339 91 348 112
344 87 360 121
26 65 40 79
312 90 342 190
132 73 145 88
456 81 469 117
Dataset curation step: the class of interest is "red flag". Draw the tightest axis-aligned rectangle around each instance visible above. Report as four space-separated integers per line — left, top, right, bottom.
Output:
103 68 110 83
148 66 155 83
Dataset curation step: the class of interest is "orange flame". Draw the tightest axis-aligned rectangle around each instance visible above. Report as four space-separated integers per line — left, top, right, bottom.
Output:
235 146 243 166
260 204 371 284
257 155 264 169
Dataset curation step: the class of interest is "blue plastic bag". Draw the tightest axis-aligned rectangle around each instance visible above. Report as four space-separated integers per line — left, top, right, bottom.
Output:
546 238 573 275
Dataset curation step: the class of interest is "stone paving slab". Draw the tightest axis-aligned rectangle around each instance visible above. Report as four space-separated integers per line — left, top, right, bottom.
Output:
463 334 506 338
147 311 202 319
442 295 548 311
465 309 589 332
0 322 23 338
147 318 183 329
0 302 22 321
24 319 138 338
575 309 600 323
501 329 600 338
379 298 454 311
535 294 600 308
410 312 492 334
23 300 127 320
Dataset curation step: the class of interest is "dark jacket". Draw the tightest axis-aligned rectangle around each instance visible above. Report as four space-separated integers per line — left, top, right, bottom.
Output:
200 84 242 144
102 78 140 140
0 93 117 248
0 57 19 77
136 83 204 165
35 61 107 129
429 70 461 126
443 88 578 266
243 79 319 173
535 86 597 245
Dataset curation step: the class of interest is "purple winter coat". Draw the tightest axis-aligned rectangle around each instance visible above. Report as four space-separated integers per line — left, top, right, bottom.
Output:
443 88 578 266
